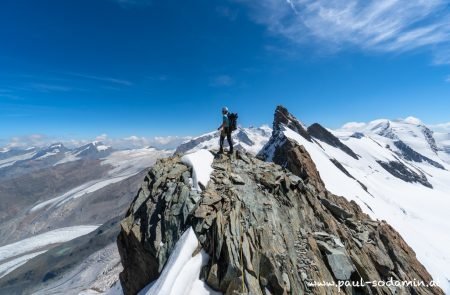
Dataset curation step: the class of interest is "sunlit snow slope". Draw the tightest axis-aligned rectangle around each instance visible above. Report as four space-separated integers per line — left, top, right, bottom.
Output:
262 114 450 293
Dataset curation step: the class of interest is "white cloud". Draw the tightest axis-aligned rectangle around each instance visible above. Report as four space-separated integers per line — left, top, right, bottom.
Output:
66 72 133 86
210 75 235 87
239 0 450 63
430 122 450 133
95 134 109 142
151 136 192 148
1 134 50 149
95 134 191 149
340 121 367 130
30 83 73 92
403 116 423 125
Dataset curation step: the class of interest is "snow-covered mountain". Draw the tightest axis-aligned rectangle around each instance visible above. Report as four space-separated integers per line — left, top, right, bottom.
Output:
338 117 442 162
175 126 272 155
0 147 37 170
32 143 70 161
119 139 443 295
0 142 171 294
72 141 112 157
0 141 113 180
2 111 449 294
259 106 450 293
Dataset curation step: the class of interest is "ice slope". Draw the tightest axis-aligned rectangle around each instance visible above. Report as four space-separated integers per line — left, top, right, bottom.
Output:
0 225 99 262
181 150 214 191
138 227 221 295
29 176 130 212
55 141 112 166
0 250 46 279
102 148 167 176
0 151 37 168
31 148 170 212
35 243 122 295
0 145 171 293
0 226 99 280
282 125 450 293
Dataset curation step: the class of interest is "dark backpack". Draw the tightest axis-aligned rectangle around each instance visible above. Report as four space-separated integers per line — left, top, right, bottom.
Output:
228 113 238 132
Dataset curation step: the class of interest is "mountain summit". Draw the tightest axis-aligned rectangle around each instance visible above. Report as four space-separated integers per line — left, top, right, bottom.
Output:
117 108 442 294
260 106 450 292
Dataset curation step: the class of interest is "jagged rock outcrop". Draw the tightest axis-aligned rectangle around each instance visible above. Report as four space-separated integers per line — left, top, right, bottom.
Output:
307 123 359 160
392 140 444 170
273 106 312 142
118 146 442 294
376 160 432 188
259 106 326 191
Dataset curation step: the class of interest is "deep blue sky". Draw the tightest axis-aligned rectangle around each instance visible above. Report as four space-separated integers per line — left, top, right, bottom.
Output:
1 0 450 144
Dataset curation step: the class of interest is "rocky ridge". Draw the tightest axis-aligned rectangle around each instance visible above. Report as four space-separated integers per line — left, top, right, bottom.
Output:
117 147 442 294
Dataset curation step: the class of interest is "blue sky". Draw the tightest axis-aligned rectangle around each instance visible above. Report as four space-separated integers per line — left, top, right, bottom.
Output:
1 0 450 147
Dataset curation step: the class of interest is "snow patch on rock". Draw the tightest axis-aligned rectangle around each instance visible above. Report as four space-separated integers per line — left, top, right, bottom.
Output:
138 227 221 295
181 150 214 191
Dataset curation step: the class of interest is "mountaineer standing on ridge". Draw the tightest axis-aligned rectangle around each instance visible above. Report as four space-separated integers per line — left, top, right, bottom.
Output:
218 106 234 154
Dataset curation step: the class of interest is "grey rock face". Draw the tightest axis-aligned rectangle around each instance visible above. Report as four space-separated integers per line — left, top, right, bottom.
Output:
307 123 359 160
393 140 444 169
31 143 69 160
117 150 442 295
72 141 113 159
273 105 312 141
376 160 432 188
421 126 439 154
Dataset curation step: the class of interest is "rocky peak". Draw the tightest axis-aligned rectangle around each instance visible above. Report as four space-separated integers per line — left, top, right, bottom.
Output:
273 105 311 141
259 107 325 190
32 143 68 160
117 149 442 295
74 141 112 158
307 123 359 160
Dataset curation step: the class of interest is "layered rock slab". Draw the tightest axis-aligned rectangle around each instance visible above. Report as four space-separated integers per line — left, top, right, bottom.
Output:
118 151 443 295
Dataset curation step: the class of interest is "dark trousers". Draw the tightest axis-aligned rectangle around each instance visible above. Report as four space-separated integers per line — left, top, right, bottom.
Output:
219 127 233 152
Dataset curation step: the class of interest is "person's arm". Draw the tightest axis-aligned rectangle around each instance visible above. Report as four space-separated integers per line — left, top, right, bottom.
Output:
218 114 227 130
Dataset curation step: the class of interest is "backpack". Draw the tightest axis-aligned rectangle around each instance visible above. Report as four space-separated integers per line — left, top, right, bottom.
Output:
228 113 238 132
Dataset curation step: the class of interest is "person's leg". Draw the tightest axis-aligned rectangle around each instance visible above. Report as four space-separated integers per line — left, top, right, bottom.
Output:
226 128 233 153
219 133 224 153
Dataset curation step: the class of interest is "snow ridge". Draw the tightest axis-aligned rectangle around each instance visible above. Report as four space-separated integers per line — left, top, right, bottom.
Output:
138 227 220 295
262 112 450 293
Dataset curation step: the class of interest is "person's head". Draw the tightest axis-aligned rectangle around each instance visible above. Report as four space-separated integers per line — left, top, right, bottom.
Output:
222 106 228 114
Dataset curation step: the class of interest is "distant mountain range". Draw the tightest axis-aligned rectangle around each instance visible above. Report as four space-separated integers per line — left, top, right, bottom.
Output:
0 109 449 294
0 142 171 294
175 125 272 155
